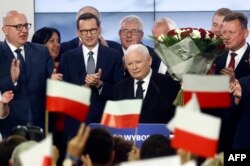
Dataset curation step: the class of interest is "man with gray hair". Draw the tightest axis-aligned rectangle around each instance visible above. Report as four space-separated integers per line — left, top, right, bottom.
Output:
113 44 180 123
115 15 161 75
152 17 178 74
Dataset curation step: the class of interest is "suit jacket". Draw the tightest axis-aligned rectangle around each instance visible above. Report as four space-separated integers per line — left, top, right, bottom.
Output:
113 44 161 74
59 44 124 140
0 41 54 137
113 72 180 123
232 75 250 149
58 37 120 61
214 44 250 79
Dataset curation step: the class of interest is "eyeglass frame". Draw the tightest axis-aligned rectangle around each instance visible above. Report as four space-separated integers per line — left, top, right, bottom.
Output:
5 23 32 31
119 29 142 36
79 27 99 36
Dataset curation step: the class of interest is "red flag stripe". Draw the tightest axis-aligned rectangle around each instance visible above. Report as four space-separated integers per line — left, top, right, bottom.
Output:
101 113 140 129
42 156 52 166
183 91 230 108
171 128 218 158
46 96 89 121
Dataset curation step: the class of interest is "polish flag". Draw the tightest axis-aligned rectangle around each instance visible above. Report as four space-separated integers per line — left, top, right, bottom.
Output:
20 134 53 166
46 79 91 121
182 74 230 108
171 107 221 157
101 99 143 129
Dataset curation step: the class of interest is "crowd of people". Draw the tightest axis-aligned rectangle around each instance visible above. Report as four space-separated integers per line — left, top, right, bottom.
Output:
0 5 249 166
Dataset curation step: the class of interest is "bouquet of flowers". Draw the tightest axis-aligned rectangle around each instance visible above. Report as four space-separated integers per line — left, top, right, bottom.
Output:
154 27 224 81
154 28 224 105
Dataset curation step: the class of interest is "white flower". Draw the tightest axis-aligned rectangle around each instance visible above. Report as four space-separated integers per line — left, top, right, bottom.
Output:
157 34 165 42
192 30 201 39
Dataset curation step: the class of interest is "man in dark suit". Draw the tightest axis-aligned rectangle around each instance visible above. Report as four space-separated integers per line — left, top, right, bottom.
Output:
230 76 250 149
208 12 250 151
114 15 161 75
113 44 180 123
59 13 124 139
59 6 120 59
214 12 250 80
0 10 62 137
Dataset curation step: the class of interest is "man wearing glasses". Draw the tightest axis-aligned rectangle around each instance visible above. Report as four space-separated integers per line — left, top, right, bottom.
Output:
115 15 161 76
59 13 124 140
0 10 62 137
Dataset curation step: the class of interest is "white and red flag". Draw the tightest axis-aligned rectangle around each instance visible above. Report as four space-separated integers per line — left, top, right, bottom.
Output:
101 99 142 129
20 134 53 166
46 79 91 121
182 74 230 108
167 94 222 158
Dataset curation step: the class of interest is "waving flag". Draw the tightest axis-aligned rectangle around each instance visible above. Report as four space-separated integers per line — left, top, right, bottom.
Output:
168 94 221 158
20 134 52 166
101 99 142 129
182 74 230 108
46 79 91 121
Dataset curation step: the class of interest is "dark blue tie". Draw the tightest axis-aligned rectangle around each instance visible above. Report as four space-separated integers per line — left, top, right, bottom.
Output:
15 48 26 84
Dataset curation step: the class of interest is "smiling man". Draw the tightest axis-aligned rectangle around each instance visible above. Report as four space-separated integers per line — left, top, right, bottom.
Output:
59 13 124 141
113 44 180 123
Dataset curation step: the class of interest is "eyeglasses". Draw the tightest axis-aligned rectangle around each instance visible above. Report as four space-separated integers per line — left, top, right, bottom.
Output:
79 28 98 36
5 23 32 31
119 29 142 36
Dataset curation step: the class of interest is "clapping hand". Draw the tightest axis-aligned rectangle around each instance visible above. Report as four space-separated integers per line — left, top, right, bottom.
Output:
10 58 20 83
1 90 14 103
50 68 63 81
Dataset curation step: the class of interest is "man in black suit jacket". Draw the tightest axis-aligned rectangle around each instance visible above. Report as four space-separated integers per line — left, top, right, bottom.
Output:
207 12 250 151
114 15 161 75
0 10 62 137
59 6 120 59
113 44 180 123
214 12 250 80
59 13 124 139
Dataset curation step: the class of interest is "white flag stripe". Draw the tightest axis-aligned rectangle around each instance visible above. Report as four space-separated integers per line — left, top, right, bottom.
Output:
120 155 181 166
46 79 91 105
104 99 142 115
174 110 221 140
184 93 200 112
20 134 52 166
183 75 230 92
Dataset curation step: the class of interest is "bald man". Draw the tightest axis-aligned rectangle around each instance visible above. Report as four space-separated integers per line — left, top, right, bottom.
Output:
0 10 60 137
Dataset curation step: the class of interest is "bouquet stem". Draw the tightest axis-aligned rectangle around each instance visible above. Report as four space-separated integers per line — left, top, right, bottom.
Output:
173 89 184 106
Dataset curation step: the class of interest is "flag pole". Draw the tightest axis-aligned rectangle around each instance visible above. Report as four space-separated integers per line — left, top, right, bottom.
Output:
45 110 49 137
133 127 138 146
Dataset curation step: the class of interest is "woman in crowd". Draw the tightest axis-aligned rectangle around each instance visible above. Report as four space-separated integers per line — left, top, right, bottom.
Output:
31 27 61 69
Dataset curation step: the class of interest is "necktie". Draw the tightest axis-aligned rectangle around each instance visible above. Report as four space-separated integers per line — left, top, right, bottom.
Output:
86 51 95 74
15 48 26 73
135 80 144 99
228 52 237 69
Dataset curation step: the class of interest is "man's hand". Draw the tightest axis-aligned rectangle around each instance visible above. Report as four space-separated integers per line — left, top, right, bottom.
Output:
50 68 63 80
220 67 235 83
1 90 14 103
230 79 242 105
10 58 20 83
85 69 103 89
